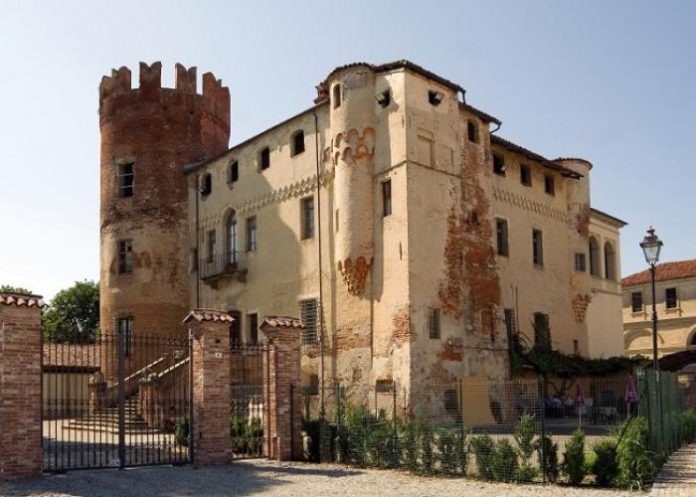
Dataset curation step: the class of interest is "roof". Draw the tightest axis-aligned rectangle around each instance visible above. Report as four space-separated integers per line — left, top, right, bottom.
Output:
183 309 235 324
490 135 583 179
590 208 628 227
622 259 696 286
261 316 305 329
43 344 100 371
0 293 45 308
460 102 501 125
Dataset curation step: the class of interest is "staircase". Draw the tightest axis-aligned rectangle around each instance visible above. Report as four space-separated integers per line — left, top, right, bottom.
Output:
65 396 150 434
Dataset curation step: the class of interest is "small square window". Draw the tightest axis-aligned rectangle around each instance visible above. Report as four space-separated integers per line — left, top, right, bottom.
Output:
375 379 393 393
200 173 212 196
118 163 134 198
544 175 555 196
229 161 239 183
467 120 479 144
496 218 509 257
574 253 586 272
666 288 678 309
382 180 392 217
631 292 643 313
118 240 133 274
493 154 506 176
259 147 270 170
429 308 441 339
520 164 532 186
292 130 305 156
444 389 459 414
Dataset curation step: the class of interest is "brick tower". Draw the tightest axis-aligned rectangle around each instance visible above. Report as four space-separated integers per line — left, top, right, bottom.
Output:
99 62 230 380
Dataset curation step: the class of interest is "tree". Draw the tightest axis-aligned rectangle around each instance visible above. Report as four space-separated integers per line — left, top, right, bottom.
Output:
0 284 33 294
42 280 99 343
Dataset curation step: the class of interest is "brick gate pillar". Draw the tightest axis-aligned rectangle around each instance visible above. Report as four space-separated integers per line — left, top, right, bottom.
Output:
261 316 304 461
184 309 234 466
0 293 45 480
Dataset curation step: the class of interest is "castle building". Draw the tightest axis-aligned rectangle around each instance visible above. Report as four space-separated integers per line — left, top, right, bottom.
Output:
623 259 696 360
99 60 625 415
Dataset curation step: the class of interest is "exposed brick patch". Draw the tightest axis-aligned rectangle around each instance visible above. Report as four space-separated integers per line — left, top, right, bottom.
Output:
575 203 591 236
335 326 371 352
390 305 412 349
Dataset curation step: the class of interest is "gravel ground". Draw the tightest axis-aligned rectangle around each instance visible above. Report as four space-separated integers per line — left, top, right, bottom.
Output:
0 460 648 497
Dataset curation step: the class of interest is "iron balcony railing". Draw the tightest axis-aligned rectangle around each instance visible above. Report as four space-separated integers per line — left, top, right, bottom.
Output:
200 251 247 281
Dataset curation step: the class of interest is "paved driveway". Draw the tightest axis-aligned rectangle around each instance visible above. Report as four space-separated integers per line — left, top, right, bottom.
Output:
1 460 646 497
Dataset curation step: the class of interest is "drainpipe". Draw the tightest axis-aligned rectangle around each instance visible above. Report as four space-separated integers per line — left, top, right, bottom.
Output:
195 174 201 308
313 111 326 415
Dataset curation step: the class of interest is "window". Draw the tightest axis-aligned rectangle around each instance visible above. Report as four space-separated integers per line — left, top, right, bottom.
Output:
604 242 616 280
376 90 390 107
118 316 133 357
428 90 444 106
532 229 544 266
299 298 319 344
544 174 555 195
291 130 305 156
382 180 392 217
631 292 643 313
206 230 216 263
496 218 509 257
520 164 532 186
301 197 315 239
226 213 237 264
246 216 257 252
118 163 134 198
376 379 393 393
666 288 678 309
467 120 479 144
573 339 579 355
259 147 270 170
504 308 517 337
533 312 550 349
589 237 600 276
200 173 212 196
575 253 587 272
429 308 441 339
493 154 506 175
443 389 459 414
333 84 341 108
117 240 133 274
248 313 259 345
228 161 239 183
229 310 241 344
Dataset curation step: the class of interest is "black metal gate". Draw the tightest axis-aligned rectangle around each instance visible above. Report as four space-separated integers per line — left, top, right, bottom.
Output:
42 331 192 471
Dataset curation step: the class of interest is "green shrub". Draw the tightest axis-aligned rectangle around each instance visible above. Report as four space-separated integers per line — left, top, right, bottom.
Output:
591 438 618 487
492 438 519 482
401 422 419 471
678 409 696 445
419 422 434 474
470 434 495 480
536 435 559 482
436 429 457 474
454 429 468 475
514 413 537 481
174 416 190 447
616 417 657 490
562 430 586 485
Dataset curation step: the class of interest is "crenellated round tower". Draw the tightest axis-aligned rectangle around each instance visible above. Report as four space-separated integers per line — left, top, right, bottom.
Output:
99 62 230 379
328 65 376 296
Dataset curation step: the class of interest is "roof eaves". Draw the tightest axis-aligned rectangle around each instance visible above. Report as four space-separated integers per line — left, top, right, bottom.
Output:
590 208 628 228
490 135 583 179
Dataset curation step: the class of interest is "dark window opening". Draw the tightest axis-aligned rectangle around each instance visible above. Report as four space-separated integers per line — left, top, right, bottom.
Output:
229 161 239 183
246 216 257 252
504 308 517 337
631 292 643 313
118 163 134 198
301 197 315 239
533 312 550 349
575 253 586 272
444 389 459 414
248 313 259 345
118 316 133 357
589 237 600 276
375 379 393 393
376 90 390 107
382 180 392 217
544 174 555 195
573 339 579 355
428 90 444 106
532 229 544 266
467 120 479 144
666 287 678 309
493 154 506 175
229 311 242 344
300 298 319 344
496 218 509 257
292 130 305 156
429 308 441 339
200 173 212 196
333 84 341 108
259 147 270 170
604 242 616 280
206 230 216 263
118 240 133 274
520 164 532 186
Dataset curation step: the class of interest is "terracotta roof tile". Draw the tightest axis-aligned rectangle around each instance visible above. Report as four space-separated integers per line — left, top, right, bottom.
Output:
183 309 234 324
261 316 305 329
0 293 45 308
490 135 583 179
622 259 696 286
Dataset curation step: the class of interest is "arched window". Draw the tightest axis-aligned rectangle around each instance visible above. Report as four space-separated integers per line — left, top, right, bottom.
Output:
226 211 238 265
589 236 600 277
604 241 616 280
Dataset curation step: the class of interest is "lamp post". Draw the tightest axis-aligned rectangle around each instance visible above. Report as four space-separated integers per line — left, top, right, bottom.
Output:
639 226 663 455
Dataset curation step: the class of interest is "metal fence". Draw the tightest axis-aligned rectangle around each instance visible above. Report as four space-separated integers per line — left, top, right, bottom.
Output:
229 342 267 459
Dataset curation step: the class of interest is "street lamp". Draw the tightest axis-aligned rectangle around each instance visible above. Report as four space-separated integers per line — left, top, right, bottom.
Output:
640 227 663 372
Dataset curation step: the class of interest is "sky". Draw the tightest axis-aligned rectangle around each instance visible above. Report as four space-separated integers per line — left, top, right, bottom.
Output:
1 0 695 301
